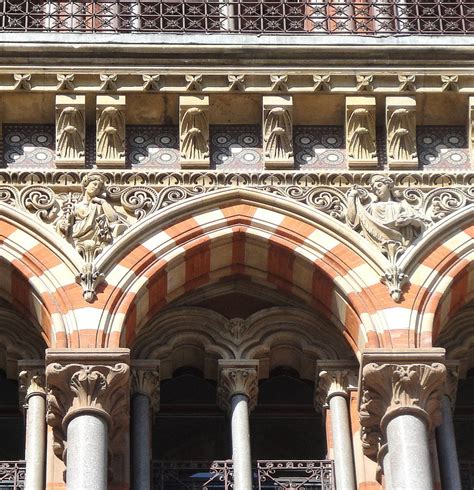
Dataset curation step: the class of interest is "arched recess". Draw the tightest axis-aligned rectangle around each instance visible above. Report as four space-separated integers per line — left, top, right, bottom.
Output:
98 188 408 354
400 209 474 347
0 205 82 347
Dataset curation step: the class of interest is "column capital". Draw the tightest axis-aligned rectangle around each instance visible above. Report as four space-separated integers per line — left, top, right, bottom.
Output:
444 361 460 408
45 348 130 462
359 349 446 460
217 360 259 413
131 359 160 411
314 360 358 410
18 360 46 406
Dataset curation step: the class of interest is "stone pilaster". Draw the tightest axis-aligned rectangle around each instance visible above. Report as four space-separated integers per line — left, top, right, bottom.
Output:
18 360 46 407
359 349 446 461
131 360 160 411
45 349 130 462
217 360 259 412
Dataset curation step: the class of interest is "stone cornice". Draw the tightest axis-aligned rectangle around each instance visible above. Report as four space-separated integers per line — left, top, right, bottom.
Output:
314 360 358 410
217 360 259 413
18 360 46 406
131 360 160 411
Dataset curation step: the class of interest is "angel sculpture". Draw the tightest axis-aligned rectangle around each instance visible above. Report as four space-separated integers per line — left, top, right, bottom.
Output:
181 107 209 161
264 107 293 160
56 106 85 160
347 108 376 161
97 106 125 161
387 108 416 162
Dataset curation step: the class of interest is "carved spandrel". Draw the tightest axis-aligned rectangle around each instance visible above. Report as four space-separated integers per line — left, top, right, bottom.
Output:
345 96 377 169
263 95 294 170
179 95 210 169
55 95 86 169
386 96 417 170
96 95 126 168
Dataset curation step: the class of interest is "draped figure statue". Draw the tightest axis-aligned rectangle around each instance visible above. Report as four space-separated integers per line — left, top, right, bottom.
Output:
181 107 209 161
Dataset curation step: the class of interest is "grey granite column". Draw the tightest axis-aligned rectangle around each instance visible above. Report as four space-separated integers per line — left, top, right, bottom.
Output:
19 363 46 490
316 363 357 490
131 361 160 490
67 413 108 490
436 395 462 490
217 360 259 490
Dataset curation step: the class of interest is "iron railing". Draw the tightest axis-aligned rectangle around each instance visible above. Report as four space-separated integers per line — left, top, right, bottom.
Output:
0 461 25 489
152 460 335 489
460 461 474 490
0 0 473 35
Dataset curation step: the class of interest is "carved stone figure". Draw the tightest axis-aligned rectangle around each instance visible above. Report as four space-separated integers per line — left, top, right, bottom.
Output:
387 109 416 162
181 107 209 161
346 175 428 262
97 106 126 161
264 107 293 161
347 108 376 161
56 106 85 161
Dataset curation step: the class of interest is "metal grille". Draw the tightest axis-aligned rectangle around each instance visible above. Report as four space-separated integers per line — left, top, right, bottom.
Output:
0 0 473 34
0 461 25 489
152 460 335 489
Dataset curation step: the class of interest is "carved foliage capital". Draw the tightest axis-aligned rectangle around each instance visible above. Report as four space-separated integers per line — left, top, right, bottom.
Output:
315 368 356 409
18 364 46 405
217 363 259 413
360 362 446 459
131 362 160 411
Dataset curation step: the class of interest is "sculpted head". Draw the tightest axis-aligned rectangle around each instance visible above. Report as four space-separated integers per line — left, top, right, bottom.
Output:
81 173 105 198
370 175 394 201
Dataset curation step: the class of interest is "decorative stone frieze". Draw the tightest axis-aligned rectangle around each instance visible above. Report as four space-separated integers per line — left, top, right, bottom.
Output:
345 96 377 169
263 95 294 169
179 95 210 169
99 73 118 92
386 96 417 170
441 74 459 92
13 73 31 91
96 95 126 168
314 361 358 410
45 349 130 461
185 74 203 91
313 74 331 92
227 74 245 91
355 75 374 92
131 360 160 411
18 361 46 407
56 73 75 91
398 74 416 92
55 95 86 169
359 350 446 460
142 74 160 91
217 360 259 413
270 74 288 92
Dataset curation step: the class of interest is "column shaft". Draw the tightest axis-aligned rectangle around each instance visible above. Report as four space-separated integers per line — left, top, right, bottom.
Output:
383 450 392 490
386 414 434 490
230 394 253 490
66 414 108 490
132 394 152 490
24 394 46 490
328 394 356 490
436 396 462 490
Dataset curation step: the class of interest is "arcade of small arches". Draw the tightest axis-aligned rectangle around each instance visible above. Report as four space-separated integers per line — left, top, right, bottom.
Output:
0 189 473 490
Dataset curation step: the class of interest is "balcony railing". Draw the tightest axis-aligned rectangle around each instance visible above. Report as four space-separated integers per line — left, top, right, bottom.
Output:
152 460 335 489
0 461 25 489
0 0 473 35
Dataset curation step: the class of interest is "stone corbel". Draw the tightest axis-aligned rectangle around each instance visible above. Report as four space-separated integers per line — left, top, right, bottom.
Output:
263 95 294 170
55 94 86 169
18 360 46 409
359 349 446 461
131 360 160 411
217 360 259 413
45 349 130 462
96 95 126 168
179 95 210 169
386 96 417 169
345 96 377 169
314 360 358 411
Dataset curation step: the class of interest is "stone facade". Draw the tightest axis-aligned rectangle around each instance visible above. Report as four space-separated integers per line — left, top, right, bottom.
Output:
0 4 472 490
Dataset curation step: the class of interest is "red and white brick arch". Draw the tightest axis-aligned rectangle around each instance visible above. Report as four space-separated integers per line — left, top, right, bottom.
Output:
98 188 414 355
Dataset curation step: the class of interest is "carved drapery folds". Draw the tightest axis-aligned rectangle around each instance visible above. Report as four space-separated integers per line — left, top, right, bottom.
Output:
314 362 357 410
131 360 160 411
386 96 417 169
46 351 130 462
263 95 294 169
359 352 446 460
96 95 126 168
346 96 377 168
18 361 46 407
179 95 210 168
56 95 86 168
217 361 259 413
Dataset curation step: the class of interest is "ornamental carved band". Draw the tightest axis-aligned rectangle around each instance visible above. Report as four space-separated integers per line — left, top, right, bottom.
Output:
217 367 259 413
359 362 446 460
46 362 129 460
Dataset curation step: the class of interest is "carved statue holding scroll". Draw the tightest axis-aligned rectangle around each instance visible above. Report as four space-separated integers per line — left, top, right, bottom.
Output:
387 108 416 162
264 107 293 160
346 175 428 260
97 106 125 161
181 107 209 161
347 108 376 161
56 106 85 160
